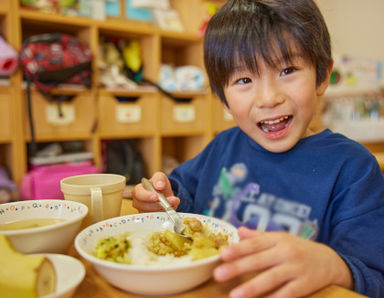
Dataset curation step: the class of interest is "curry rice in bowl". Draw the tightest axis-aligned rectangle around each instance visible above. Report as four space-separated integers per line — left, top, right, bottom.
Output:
75 212 239 296
0 199 88 254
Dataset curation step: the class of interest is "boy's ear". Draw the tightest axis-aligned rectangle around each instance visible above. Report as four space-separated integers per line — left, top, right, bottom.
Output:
316 60 334 96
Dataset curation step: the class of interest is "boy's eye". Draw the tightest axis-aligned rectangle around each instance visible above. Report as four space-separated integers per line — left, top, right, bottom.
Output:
235 77 252 84
281 67 297 76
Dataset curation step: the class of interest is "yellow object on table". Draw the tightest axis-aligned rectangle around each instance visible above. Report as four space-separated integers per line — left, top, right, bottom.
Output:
0 235 56 298
120 198 138 215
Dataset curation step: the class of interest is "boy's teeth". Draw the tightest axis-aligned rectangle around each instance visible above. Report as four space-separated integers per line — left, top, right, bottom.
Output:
259 115 291 133
260 116 289 125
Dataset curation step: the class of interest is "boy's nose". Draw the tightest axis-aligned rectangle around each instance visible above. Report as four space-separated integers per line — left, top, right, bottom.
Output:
253 81 285 108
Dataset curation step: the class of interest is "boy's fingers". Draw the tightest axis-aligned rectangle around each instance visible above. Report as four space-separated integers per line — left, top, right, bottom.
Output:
132 196 180 213
131 184 158 202
220 232 275 261
131 179 180 212
238 226 263 239
215 245 282 281
167 196 181 209
150 172 174 197
228 265 295 298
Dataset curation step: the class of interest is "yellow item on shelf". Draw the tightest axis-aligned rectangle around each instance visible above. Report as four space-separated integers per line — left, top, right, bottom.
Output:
206 2 218 16
123 40 142 73
0 234 57 298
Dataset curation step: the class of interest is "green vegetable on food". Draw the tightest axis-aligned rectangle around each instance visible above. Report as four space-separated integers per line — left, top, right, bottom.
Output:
93 233 131 264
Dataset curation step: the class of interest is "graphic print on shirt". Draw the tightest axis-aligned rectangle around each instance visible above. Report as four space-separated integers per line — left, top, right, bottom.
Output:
206 163 319 239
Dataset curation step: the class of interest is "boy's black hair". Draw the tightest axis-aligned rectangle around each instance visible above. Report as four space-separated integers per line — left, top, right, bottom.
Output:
204 0 332 106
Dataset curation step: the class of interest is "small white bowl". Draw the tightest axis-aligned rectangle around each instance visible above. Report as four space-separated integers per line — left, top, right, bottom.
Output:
40 253 85 298
75 212 239 296
0 200 88 253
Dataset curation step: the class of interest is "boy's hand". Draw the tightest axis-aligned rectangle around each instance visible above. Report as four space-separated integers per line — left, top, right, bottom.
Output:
131 172 180 213
214 227 353 298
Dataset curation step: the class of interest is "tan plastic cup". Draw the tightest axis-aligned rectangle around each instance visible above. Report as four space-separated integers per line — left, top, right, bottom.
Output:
60 174 126 227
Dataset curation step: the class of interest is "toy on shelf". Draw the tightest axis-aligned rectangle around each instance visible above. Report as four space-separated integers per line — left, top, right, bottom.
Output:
98 38 137 89
158 64 205 92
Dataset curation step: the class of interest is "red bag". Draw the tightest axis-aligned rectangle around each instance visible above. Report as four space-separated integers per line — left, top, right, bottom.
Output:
19 33 92 94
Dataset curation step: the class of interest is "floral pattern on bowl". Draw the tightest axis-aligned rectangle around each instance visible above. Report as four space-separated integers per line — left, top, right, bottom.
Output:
78 212 237 248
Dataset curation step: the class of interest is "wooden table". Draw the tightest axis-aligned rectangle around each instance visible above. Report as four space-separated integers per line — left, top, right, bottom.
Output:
69 199 365 298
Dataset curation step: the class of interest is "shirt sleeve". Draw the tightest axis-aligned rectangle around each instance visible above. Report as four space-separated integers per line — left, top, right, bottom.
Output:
339 253 384 297
325 152 384 297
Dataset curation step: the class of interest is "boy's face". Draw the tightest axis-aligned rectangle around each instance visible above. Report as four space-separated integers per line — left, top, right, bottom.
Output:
223 54 331 153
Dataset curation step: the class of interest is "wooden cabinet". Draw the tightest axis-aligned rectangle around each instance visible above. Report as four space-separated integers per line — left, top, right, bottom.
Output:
2 0 229 186
0 88 12 142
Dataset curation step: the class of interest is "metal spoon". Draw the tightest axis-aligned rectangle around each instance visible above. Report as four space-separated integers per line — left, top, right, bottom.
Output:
141 178 191 240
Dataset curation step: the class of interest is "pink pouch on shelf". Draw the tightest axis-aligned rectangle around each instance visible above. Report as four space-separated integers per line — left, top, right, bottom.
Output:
0 36 18 76
21 162 100 200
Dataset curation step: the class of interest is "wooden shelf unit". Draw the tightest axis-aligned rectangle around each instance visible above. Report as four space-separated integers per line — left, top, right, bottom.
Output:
1 0 234 186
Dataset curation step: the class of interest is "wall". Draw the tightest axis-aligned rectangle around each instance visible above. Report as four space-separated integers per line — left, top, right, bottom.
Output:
316 0 384 151
317 0 384 80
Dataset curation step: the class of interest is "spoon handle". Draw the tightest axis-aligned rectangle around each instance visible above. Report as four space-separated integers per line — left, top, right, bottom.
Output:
141 178 183 224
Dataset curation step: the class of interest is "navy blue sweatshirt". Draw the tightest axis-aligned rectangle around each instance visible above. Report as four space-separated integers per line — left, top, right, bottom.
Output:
169 127 384 297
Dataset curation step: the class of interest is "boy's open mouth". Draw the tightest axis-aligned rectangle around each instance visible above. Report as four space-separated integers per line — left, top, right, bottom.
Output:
258 115 293 133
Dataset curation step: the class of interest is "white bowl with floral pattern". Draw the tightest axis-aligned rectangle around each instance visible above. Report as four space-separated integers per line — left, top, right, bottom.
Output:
0 199 88 253
75 212 238 296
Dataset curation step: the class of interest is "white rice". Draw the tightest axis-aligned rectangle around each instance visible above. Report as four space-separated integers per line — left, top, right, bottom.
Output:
126 230 193 266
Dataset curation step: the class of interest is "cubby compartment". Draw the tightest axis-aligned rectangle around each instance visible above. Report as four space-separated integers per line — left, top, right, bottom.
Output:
97 28 159 84
0 143 12 173
98 90 158 137
26 140 94 167
136 137 158 177
101 137 155 184
160 92 209 134
0 9 8 34
161 33 203 68
169 0 208 34
24 89 96 141
159 31 208 137
20 12 92 46
161 135 206 173
0 88 12 142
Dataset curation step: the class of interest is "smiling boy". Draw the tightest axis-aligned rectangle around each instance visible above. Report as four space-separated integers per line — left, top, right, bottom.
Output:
132 0 384 297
